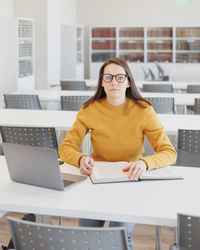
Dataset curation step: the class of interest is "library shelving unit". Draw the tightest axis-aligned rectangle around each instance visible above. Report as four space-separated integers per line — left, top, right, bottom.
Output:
147 27 173 63
90 27 117 79
118 27 144 63
89 26 200 80
61 25 84 79
90 27 117 62
17 18 35 90
175 27 200 63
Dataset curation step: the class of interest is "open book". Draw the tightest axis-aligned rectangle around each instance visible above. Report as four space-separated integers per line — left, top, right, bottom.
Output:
90 161 183 184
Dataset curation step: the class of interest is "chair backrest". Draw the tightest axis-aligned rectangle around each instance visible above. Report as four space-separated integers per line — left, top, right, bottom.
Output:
187 85 200 93
176 213 200 250
60 80 88 90
143 84 173 93
4 94 41 109
155 62 164 81
148 68 156 81
7 216 128 250
0 144 3 155
0 126 58 153
60 96 90 111
176 129 200 167
194 98 200 114
141 66 150 80
146 97 174 114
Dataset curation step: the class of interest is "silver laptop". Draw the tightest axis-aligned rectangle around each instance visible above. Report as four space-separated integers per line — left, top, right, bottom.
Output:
2 143 86 191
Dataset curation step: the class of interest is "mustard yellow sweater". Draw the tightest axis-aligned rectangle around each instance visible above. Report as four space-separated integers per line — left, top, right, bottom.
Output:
59 98 177 170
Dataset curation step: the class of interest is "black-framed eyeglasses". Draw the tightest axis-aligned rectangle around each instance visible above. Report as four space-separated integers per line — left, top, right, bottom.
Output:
102 73 128 83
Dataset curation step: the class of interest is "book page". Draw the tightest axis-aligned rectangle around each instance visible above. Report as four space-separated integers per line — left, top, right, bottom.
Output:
92 161 129 180
141 166 183 180
91 162 183 183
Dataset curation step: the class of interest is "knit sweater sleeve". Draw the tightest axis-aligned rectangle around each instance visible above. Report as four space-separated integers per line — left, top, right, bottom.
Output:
58 108 89 167
139 106 177 170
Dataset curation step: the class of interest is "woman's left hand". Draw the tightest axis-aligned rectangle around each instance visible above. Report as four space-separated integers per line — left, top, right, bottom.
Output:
123 160 147 180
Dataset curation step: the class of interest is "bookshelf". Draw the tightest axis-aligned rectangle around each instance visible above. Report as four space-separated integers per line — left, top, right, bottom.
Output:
17 18 35 90
89 26 200 79
175 27 200 63
91 27 117 63
18 19 34 78
119 27 144 63
147 27 173 63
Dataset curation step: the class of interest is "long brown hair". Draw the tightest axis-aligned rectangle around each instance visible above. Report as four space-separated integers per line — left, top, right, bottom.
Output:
83 57 151 108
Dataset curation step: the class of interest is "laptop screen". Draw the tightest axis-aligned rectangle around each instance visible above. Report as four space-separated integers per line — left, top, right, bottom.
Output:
2 143 66 190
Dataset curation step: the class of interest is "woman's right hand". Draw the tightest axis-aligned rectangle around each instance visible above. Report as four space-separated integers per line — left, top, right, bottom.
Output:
79 156 94 176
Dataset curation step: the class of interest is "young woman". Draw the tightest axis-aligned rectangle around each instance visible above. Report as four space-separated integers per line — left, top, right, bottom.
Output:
59 57 177 250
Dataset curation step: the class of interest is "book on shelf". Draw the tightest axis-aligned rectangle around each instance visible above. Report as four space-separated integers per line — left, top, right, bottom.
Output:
90 161 183 184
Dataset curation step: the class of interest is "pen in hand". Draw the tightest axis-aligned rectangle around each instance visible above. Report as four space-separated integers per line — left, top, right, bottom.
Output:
79 156 94 176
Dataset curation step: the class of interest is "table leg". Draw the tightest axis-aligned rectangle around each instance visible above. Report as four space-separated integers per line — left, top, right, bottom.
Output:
184 105 186 114
156 225 162 250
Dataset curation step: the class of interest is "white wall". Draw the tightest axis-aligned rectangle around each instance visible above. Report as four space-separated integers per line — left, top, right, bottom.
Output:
0 0 13 17
13 0 48 89
76 0 200 79
60 0 76 25
76 0 200 26
47 0 61 85
0 18 17 107
0 1 15 107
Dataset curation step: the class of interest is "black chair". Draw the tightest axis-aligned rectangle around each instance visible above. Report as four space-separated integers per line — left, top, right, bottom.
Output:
170 213 200 250
60 96 90 111
186 85 200 113
60 80 88 90
143 84 173 93
7 216 128 250
176 129 200 167
146 97 175 114
4 94 41 109
0 126 58 154
187 84 200 93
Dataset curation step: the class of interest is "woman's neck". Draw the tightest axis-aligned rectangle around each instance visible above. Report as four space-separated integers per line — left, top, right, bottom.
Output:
106 96 126 106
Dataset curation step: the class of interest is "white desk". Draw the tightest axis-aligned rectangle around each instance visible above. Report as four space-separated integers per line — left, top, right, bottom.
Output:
0 156 200 227
0 109 77 130
0 109 91 154
0 109 200 134
12 90 200 106
50 79 200 90
1 109 199 159
12 90 94 102
50 79 98 89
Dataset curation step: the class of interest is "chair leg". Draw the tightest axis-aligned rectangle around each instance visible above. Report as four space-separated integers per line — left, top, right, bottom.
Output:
36 214 52 224
156 225 162 250
174 226 177 244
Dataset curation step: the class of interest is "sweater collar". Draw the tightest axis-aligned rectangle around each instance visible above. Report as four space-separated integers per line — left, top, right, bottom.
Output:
101 98 129 110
